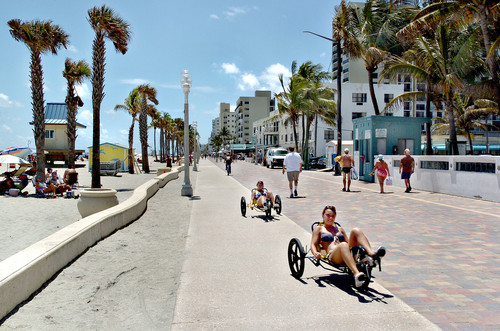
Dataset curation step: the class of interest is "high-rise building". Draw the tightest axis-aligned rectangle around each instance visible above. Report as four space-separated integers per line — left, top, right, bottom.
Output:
234 91 275 144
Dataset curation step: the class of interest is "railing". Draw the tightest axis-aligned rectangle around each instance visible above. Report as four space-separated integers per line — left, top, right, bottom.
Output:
377 155 500 202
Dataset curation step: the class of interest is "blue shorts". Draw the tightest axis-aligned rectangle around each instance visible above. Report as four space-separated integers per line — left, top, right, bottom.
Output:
401 172 412 180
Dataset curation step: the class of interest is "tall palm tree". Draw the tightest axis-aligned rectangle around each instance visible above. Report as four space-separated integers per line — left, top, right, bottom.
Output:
382 24 482 154
8 19 69 179
297 61 336 167
114 89 140 173
219 126 233 150
63 58 90 169
275 62 308 152
88 5 130 188
136 84 158 173
405 0 500 113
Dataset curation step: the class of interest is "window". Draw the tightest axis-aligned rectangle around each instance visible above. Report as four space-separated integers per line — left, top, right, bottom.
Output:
324 129 335 140
45 130 54 139
437 111 443 118
416 111 425 117
404 111 411 117
384 94 393 103
416 104 426 111
352 112 364 119
404 102 411 111
352 93 367 103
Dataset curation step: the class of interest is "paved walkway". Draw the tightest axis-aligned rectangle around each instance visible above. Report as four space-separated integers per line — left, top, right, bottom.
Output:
1 159 438 330
214 158 500 330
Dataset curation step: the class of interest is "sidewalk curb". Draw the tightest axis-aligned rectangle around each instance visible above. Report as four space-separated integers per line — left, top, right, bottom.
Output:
0 168 182 320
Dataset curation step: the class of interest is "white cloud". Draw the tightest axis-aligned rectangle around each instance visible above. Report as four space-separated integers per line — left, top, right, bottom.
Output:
320 52 326 58
209 14 219 19
75 83 91 100
235 63 291 94
119 78 150 85
225 7 247 18
67 45 78 53
238 73 259 91
0 93 22 107
221 63 240 74
120 129 128 135
77 109 92 127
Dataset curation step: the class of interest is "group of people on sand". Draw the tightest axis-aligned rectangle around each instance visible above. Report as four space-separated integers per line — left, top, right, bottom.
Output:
34 167 78 198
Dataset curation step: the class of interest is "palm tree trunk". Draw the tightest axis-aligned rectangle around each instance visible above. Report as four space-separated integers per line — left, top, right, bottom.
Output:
368 69 380 115
91 32 105 188
139 98 150 173
425 90 433 155
128 118 135 174
66 81 77 169
153 126 157 161
466 130 474 155
31 51 46 179
292 120 299 152
478 8 500 114
335 41 343 174
446 101 459 155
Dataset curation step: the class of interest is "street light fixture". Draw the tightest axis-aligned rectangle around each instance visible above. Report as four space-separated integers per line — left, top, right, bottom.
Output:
193 121 198 171
181 70 193 196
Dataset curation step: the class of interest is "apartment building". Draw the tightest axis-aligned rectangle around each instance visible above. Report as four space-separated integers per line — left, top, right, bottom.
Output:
234 91 275 144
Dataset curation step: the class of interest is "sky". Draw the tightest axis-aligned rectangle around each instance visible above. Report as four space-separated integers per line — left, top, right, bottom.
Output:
0 0 339 152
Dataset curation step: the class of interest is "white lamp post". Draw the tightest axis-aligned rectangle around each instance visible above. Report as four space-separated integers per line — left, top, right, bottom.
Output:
181 70 193 196
193 121 198 171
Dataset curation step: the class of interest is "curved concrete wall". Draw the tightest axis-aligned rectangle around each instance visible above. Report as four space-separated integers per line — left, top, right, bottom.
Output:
0 169 182 320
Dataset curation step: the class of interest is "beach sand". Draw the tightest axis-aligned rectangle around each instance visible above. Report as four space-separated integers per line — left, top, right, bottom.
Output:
0 160 164 262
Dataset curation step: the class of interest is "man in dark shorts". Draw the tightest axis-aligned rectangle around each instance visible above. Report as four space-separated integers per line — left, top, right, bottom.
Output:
340 148 354 192
399 148 415 192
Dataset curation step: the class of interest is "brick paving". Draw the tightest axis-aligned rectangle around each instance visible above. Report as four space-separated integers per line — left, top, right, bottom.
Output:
213 158 500 331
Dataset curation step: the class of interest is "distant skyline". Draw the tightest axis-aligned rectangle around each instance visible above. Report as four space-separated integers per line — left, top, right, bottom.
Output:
0 0 338 152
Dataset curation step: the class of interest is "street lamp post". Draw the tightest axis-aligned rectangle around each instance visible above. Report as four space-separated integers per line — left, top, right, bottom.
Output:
181 70 193 196
193 121 198 171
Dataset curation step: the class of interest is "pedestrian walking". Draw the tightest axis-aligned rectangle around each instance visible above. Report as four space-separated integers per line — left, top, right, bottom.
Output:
369 155 390 194
282 146 303 198
340 148 354 192
399 148 415 192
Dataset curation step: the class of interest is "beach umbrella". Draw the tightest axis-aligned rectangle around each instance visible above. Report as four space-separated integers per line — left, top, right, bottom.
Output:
0 155 31 165
0 147 33 159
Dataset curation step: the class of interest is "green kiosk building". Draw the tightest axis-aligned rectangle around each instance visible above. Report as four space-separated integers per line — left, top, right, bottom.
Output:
353 115 430 182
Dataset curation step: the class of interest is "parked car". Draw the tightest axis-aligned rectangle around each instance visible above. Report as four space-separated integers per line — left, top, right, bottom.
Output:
309 155 327 169
265 147 288 169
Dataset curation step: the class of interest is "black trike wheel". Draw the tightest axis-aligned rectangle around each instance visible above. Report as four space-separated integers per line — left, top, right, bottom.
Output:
274 195 282 215
288 238 305 279
240 196 246 217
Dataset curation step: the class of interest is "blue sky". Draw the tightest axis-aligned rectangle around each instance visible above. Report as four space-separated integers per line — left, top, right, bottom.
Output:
1 0 338 152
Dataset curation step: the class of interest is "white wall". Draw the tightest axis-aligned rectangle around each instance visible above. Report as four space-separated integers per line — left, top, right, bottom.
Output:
376 155 500 202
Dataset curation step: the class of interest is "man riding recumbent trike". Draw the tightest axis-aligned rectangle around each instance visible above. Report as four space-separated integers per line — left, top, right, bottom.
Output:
287 205 386 291
240 180 282 219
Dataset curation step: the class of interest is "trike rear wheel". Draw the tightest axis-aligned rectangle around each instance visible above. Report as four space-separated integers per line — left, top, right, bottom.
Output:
288 238 305 279
274 195 282 214
240 196 246 217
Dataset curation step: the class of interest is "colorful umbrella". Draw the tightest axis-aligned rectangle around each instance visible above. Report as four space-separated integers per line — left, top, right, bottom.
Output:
0 147 34 159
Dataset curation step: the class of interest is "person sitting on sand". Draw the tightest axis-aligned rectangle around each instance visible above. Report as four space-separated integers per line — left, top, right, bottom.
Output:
35 175 57 197
49 171 71 196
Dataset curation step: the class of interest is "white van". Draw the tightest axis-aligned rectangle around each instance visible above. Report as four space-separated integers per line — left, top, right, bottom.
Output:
264 147 288 168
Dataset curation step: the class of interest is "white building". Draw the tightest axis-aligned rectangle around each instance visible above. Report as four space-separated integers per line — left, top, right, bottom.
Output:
235 91 275 144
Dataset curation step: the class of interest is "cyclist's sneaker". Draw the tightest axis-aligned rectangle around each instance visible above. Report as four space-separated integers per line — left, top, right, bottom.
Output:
290 193 294 198
374 246 386 258
354 272 366 288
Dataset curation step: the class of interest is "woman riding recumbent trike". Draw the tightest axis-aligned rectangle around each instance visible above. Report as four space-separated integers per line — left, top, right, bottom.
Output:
240 180 282 219
287 205 386 291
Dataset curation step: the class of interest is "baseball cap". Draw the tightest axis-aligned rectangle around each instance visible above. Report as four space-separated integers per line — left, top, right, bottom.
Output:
378 154 384 160
344 148 349 152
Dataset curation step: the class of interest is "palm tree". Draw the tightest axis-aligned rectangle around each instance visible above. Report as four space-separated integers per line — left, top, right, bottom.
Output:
114 89 140 173
149 111 161 161
406 0 500 113
88 5 131 188
275 62 308 152
432 96 498 154
297 61 336 168
382 24 482 154
219 126 233 150
8 19 69 179
136 84 158 173
63 58 90 169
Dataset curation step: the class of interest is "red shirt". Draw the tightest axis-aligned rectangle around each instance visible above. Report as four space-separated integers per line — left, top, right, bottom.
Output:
400 155 414 173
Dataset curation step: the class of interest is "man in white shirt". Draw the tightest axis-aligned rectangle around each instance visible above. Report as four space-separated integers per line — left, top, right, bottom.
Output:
282 146 303 198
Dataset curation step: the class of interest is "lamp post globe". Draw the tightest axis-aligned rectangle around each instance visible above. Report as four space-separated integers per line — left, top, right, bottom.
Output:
181 70 193 196
193 121 198 171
